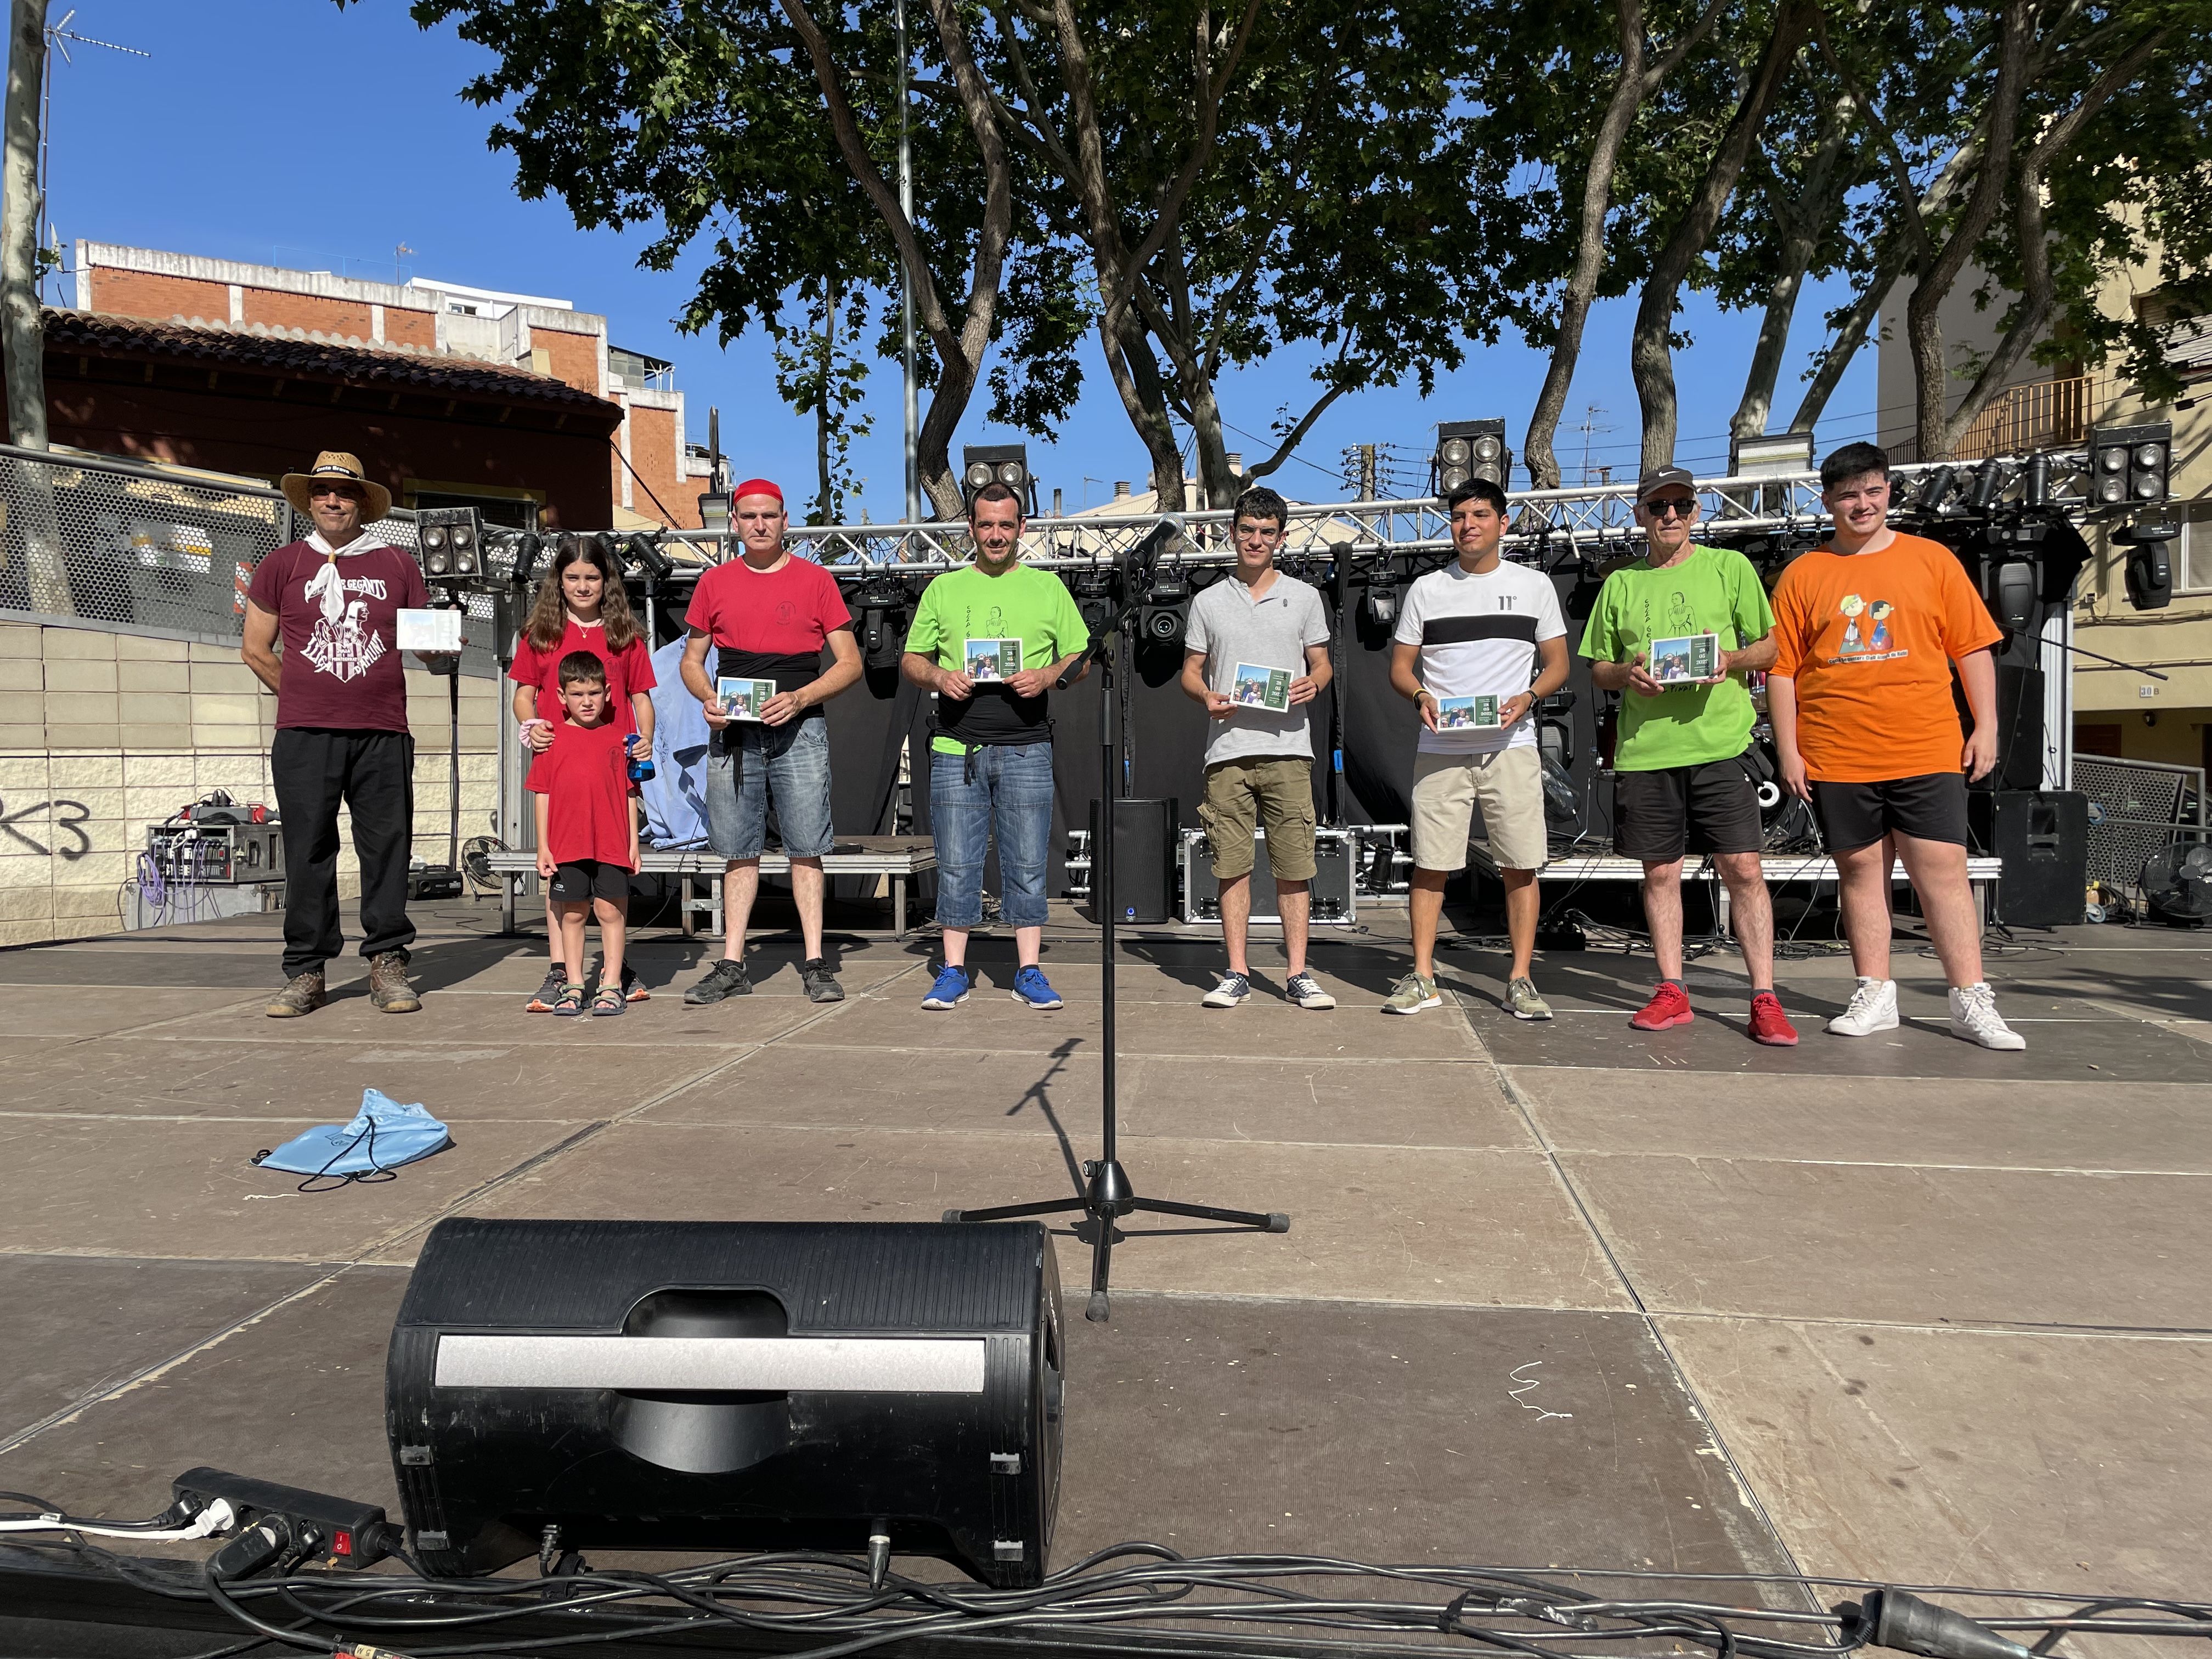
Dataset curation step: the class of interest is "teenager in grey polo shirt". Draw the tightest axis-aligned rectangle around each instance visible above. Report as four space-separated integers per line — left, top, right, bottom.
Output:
1180 486 1335 1010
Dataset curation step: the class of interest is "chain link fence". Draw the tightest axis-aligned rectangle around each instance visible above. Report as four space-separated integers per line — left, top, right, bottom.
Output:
0 443 504 678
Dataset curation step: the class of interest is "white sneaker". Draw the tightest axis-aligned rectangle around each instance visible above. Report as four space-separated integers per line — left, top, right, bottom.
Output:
1948 982 2026 1051
1827 977 1899 1036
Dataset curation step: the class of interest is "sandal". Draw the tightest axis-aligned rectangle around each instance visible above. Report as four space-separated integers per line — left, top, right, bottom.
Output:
590 985 627 1017
551 981 585 1017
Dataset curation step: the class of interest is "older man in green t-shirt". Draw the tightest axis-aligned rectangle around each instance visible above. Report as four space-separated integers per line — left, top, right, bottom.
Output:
1580 465 1795 1046
901 482 1089 1013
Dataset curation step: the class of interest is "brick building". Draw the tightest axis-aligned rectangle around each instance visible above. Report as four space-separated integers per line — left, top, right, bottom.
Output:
60 242 715 531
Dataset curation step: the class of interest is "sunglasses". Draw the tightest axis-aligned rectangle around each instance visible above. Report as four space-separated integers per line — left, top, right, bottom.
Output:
1645 496 1696 520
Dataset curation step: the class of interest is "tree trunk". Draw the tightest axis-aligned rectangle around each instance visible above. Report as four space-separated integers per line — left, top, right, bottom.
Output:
1731 93 1856 441
3 0 67 617
1631 0 1816 473
1526 0 1649 491
1786 236 1903 433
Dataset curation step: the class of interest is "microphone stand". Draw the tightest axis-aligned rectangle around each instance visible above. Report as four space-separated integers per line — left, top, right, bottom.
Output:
944 544 1288 1324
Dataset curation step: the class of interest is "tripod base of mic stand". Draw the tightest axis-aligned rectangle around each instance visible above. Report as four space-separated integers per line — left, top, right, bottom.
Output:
945 1159 1289 1323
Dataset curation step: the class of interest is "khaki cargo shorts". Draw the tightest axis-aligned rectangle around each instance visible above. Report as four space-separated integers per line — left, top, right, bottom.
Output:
1409 746 1548 872
1199 757 1318 881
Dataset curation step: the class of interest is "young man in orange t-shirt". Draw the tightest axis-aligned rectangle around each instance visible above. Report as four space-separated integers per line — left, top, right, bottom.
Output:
1768 443 2024 1051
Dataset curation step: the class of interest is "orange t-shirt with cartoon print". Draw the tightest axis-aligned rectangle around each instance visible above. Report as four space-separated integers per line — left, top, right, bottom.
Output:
1769 532 2004 783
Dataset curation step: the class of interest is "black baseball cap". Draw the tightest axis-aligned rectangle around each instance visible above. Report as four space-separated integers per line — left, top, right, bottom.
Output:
1637 465 1696 503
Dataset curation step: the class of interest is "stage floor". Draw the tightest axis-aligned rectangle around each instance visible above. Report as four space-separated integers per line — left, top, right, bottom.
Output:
2 896 2209 1635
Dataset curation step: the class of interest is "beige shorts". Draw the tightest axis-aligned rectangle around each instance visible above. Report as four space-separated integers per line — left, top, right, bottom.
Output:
1410 746 1549 872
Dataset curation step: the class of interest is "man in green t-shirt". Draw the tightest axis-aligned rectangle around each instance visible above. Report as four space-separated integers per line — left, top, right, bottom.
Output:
901 482 1089 1012
1580 465 1794 1045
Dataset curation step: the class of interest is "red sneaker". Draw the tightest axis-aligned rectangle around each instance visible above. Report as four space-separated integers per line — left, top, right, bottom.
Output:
1748 991 1799 1046
1629 981 1694 1030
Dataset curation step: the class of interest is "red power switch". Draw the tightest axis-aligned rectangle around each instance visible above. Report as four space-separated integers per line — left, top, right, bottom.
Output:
331 1530 353 1557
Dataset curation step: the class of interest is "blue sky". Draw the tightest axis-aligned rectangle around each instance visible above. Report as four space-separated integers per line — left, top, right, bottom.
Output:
44 0 1880 520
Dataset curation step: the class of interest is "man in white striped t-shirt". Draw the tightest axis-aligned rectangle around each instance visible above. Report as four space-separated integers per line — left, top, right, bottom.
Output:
1385 479 1568 1020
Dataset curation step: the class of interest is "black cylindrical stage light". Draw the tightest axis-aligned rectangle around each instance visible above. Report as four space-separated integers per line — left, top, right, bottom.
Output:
386 1219 1064 1587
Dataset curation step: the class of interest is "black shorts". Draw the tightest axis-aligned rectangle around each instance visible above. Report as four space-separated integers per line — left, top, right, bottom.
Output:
1809 773 1969 853
1612 754 1764 861
549 859 631 905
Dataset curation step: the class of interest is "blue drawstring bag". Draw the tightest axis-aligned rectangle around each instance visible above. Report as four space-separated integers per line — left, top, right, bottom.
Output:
253 1089 453 1192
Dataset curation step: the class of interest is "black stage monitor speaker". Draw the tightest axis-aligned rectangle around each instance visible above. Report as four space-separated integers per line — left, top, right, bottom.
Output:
1967 789 2087 927
386 1219 1064 1587
1090 797 1180 923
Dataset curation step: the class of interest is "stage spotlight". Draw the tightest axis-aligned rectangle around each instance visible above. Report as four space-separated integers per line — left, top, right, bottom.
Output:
2118 519 2178 611
1433 418 1509 496
1728 431 1814 478
697 490 732 533
509 530 544 588
962 444 1033 511
2090 421 2170 509
1965 458 2004 511
855 578 911 669
416 507 484 585
1912 465 1955 517
1139 572 1190 644
1361 580 1398 631
627 532 675 582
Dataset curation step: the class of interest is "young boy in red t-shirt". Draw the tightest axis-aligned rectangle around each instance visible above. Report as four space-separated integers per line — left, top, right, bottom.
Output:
528 653 642 1017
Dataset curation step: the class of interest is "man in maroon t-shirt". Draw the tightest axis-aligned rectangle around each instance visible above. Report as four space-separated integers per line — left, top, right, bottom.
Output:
678 479 861 1004
243 451 455 1018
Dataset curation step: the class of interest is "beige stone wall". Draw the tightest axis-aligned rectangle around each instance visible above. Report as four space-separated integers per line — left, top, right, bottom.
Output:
0 621 502 949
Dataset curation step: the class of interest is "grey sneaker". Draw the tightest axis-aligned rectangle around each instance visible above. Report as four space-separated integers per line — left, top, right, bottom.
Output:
1383 973 1442 1015
684 958 753 1004
368 952 421 1013
1505 977 1552 1021
1201 972 1251 1009
1285 972 1336 1010
266 969 326 1019
525 966 566 1013
800 957 845 1003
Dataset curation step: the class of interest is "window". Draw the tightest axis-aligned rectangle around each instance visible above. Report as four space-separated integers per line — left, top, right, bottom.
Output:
2181 515 2212 594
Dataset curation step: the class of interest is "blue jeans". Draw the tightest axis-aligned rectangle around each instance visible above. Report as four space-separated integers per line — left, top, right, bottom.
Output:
929 742 1054 928
704 718 836 860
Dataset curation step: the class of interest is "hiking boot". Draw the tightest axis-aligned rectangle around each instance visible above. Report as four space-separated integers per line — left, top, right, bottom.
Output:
801 957 845 1003
1747 991 1799 1047
1828 977 1898 1036
685 958 752 1004
1201 972 1251 1009
1505 977 1553 1021
368 952 421 1013
1285 972 1336 1010
1630 981 1694 1031
1382 973 1441 1015
1948 982 2025 1051
525 966 566 1013
266 969 326 1019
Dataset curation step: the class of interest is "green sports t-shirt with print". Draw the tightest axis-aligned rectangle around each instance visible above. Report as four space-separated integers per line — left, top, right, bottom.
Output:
1578 544 1773 771
906 561 1089 754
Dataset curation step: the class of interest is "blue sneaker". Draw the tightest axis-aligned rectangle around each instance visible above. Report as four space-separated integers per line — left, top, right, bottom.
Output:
921 964 972 1010
1011 966 1064 1009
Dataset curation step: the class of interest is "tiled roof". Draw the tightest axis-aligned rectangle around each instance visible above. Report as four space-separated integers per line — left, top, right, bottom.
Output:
44 306 621 415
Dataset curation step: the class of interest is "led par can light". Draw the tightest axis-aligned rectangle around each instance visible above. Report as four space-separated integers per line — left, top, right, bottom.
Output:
415 507 486 585
2090 421 2171 511
962 443 1031 507
1434 418 1509 496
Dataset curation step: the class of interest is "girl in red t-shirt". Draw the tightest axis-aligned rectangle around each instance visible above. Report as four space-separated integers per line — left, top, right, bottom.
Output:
509 538 657 1010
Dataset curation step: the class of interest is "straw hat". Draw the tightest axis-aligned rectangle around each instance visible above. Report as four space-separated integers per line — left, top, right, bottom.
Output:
280 451 392 523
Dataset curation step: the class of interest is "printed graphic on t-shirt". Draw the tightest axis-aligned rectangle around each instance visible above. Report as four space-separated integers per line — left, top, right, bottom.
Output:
300 560 388 682
1829 594 1906 664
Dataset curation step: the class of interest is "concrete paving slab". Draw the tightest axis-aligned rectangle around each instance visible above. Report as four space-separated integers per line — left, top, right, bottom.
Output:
1509 1069 2212 1173
0 1255 325 1442
1661 1316 2212 1597
0 1037 741 1122
1465 991 2206 1081
0 1267 405 1528
422 941 928 1000
438 1123 1627 1309
1564 1154 2212 1328
639 1046 1536 1150
0 1115 594 1263
154 988 838 1049
774 992 1488 1060
1 986 265 1040
1059 1295 1795 1572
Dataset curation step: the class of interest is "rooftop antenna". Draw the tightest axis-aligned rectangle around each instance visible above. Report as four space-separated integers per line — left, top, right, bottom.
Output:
38 10 150 302
394 242 415 284
1574 402 1614 488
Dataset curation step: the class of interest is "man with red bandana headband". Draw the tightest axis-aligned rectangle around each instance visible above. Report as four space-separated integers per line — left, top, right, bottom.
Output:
678 480 863 1005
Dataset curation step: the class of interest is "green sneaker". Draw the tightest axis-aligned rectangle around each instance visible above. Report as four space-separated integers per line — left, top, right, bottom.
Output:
1505 976 1553 1021
1382 973 1442 1015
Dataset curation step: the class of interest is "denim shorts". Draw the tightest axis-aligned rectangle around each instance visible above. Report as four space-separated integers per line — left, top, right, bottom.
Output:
704 718 836 860
929 741 1054 928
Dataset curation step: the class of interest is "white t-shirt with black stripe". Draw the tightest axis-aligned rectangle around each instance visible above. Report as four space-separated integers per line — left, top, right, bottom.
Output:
1393 559 1566 754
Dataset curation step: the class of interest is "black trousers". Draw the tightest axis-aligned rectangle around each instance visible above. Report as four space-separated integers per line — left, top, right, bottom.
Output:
272 727 417 979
